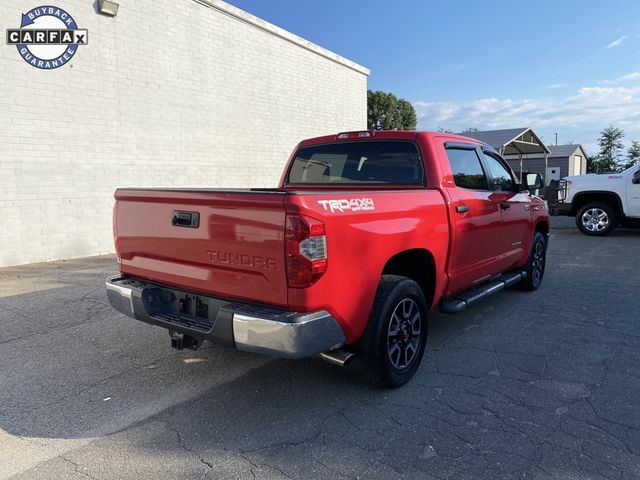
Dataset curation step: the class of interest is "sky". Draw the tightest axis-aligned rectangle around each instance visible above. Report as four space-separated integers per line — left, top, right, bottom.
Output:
226 0 640 155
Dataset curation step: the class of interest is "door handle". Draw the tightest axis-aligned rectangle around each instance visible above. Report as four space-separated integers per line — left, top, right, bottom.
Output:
500 202 511 210
455 205 470 214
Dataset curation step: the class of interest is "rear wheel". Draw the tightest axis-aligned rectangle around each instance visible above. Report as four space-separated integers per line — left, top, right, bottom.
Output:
359 275 428 388
518 231 547 291
576 202 617 236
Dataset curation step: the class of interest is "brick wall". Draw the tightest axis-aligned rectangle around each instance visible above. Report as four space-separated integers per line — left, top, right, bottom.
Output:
0 0 368 267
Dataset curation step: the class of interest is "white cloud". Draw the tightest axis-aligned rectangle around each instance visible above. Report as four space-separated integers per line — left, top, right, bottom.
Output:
545 83 568 89
413 84 640 142
606 35 628 48
617 71 640 82
601 71 640 85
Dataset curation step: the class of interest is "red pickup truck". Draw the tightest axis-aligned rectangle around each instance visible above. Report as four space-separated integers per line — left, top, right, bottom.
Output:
106 130 549 387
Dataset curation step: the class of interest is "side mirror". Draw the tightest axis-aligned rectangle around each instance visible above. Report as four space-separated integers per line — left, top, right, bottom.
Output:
522 172 543 191
633 170 640 184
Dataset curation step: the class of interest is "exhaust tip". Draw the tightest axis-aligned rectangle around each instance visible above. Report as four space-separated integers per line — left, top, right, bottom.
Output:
320 350 355 368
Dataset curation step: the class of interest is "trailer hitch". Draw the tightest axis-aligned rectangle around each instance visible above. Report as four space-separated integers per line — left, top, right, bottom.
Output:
169 331 202 351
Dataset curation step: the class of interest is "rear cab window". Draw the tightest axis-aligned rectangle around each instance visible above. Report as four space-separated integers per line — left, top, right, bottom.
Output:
286 141 425 186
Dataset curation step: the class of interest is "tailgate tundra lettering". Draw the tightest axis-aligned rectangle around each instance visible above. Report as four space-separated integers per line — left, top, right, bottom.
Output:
207 250 277 270
317 198 375 213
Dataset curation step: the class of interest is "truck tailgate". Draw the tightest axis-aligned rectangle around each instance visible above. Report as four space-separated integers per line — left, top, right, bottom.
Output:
114 189 288 307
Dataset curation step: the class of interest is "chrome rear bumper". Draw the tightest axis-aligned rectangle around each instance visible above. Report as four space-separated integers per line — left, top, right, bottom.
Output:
105 275 345 359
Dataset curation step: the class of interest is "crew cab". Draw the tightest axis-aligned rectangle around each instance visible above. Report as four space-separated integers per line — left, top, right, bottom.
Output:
549 163 640 235
106 130 549 387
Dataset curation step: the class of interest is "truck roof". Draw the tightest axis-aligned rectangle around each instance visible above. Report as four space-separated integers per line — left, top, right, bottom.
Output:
299 130 486 148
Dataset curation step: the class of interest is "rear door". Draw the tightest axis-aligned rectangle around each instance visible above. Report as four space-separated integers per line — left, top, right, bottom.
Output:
444 144 503 294
479 149 533 271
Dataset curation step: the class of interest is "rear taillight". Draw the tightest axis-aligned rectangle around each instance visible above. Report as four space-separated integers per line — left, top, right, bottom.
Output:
286 214 327 288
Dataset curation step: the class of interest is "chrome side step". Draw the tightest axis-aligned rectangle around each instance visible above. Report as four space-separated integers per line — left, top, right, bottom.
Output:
440 270 527 313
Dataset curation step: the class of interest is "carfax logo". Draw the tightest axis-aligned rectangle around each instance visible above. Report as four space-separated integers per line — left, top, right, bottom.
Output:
6 5 88 69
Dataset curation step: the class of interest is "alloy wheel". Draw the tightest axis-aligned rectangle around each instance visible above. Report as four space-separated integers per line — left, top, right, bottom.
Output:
387 298 421 370
581 208 609 232
531 240 545 287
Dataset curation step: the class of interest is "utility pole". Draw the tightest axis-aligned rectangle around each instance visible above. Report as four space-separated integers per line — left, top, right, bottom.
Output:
554 133 558 146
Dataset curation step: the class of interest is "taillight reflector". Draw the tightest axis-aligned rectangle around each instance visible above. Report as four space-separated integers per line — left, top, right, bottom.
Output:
286 214 327 288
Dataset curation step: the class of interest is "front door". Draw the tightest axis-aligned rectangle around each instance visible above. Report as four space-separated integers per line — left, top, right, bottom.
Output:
480 150 533 271
444 145 504 294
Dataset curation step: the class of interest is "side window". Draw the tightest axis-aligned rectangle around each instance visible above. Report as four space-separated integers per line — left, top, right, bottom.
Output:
446 148 489 190
482 152 515 192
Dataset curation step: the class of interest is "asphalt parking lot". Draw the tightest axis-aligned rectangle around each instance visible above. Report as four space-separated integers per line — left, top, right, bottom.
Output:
1 219 639 480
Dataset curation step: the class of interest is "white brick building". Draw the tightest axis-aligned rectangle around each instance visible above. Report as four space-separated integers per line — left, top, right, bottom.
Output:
0 0 369 267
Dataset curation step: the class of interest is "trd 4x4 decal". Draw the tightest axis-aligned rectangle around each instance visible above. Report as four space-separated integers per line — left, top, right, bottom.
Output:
317 198 375 213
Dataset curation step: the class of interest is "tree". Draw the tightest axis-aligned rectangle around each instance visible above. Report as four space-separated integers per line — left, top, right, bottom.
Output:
437 127 453 133
587 125 625 173
367 90 417 130
621 140 640 170
599 125 625 171
586 154 609 173
396 99 417 131
461 127 479 133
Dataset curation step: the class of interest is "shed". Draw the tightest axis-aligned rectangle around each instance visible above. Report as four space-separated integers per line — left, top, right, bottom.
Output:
504 144 589 184
459 128 550 182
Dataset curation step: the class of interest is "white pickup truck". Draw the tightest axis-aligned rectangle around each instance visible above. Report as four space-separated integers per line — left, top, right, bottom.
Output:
549 163 640 235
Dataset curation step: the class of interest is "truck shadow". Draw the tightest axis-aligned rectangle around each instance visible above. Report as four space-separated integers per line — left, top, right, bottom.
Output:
0 291 539 479
0 274 512 439
2 248 635 478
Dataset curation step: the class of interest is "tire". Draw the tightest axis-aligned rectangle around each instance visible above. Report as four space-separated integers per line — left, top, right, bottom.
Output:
575 202 617 236
359 275 428 388
518 231 547 291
